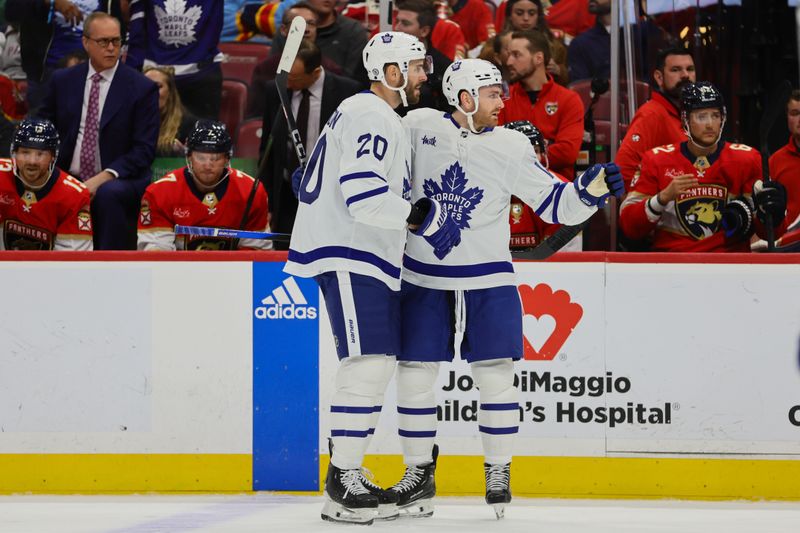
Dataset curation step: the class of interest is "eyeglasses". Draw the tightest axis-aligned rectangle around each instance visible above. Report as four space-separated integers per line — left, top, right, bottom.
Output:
85 36 123 48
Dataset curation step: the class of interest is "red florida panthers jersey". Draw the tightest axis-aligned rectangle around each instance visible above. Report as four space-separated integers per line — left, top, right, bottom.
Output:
509 170 578 249
0 161 92 250
137 167 270 251
619 141 762 252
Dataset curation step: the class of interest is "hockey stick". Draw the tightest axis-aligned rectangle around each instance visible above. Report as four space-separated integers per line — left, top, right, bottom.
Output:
758 80 792 252
511 220 589 260
275 16 308 169
174 225 292 242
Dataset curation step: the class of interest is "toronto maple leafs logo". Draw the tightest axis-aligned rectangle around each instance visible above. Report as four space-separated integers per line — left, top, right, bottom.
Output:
451 61 462 71
423 162 483 229
381 33 393 43
154 0 202 47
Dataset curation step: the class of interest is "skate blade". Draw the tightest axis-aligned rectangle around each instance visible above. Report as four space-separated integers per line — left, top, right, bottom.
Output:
321 499 376 525
492 503 506 520
375 503 400 521
398 498 434 518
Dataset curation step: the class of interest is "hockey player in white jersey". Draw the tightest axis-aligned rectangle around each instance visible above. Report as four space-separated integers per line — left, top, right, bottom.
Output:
389 59 624 519
284 31 461 526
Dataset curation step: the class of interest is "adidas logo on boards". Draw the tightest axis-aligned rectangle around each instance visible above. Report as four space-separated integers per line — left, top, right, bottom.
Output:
254 276 318 320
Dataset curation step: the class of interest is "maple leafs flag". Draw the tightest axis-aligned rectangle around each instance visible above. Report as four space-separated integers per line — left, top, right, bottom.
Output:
423 162 484 230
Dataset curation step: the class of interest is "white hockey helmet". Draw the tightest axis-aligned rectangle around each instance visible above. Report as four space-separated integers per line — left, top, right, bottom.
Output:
442 59 505 132
362 31 427 106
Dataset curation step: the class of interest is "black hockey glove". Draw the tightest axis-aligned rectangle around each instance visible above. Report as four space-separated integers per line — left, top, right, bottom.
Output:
720 196 755 239
753 179 787 225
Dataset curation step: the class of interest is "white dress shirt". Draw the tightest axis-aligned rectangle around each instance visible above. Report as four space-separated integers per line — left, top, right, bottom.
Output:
290 67 325 152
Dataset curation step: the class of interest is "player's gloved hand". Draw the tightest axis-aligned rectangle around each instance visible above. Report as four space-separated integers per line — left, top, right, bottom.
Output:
291 166 304 198
575 163 624 208
753 179 787 225
721 196 755 238
409 198 461 259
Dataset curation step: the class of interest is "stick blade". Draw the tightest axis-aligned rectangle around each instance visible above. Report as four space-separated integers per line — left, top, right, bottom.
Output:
277 16 307 74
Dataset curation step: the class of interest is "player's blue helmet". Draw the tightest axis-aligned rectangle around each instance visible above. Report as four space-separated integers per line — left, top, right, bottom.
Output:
186 120 233 157
11 118 60 155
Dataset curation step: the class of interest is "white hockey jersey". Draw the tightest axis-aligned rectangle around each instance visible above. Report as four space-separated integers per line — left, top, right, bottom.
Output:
284 91 413 290
402 109 597 290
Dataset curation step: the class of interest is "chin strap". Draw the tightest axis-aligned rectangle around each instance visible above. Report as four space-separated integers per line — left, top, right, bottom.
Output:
381 73 409 107
456 103 484 134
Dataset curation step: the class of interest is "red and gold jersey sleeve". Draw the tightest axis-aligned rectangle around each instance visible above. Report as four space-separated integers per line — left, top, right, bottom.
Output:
137 170 184 251
431 19 468 61
52 173 93 251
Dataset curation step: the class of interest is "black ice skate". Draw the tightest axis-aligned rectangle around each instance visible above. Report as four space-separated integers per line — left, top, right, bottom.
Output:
326 438 399 520
387 444 438 518
359 470 400 520
484 462 512 519
321 464 379 525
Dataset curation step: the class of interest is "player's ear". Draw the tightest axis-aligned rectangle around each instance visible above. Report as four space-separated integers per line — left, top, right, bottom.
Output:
459 90 475 113
653 68 664 88
384 63 401 84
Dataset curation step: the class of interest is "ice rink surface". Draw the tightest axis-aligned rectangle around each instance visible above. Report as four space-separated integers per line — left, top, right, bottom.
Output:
1 494 799 533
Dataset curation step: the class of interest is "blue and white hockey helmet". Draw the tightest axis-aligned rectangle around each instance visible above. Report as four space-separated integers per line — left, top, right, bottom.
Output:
362 31 428 83
442 59 505 111
12 118 60 156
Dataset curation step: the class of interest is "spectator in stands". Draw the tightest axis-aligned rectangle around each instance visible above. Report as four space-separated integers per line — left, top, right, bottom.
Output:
5 0 124 113
446 0 495 52
619 82 767 253
55 48 88 69
236 0 301 43
38 12 159 250
138 120 271 251
258 38 360 249
127 0 224 120
615 47 696 189
144 66 199 158
395 0 454 111
269 0 369 83
567 0 612 82
763 90 800 251
496 0 568 85
500 30 583 180
0 118 93 250
248 2 344 118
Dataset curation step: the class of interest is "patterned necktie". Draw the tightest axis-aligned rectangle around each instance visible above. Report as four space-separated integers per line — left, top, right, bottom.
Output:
79 72 103 181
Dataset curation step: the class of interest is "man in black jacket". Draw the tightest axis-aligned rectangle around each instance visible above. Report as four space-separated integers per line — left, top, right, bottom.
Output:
5 0 124 112
258 38 360 248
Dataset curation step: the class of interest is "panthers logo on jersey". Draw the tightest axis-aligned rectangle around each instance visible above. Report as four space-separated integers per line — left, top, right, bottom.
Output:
675 184 727 240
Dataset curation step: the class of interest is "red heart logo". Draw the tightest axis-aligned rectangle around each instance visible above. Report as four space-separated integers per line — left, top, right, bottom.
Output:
518 283 583 360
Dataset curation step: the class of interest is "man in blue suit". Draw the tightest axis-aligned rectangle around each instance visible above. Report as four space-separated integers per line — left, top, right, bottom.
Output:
39 12 159 250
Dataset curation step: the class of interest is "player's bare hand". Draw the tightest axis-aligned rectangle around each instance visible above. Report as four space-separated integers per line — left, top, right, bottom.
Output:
657 173 698 204
55 0 84 26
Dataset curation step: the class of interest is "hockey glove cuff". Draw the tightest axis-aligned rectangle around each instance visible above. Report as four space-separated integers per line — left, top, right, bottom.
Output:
721 196 755 238
410 198 462 259
575 163 622 208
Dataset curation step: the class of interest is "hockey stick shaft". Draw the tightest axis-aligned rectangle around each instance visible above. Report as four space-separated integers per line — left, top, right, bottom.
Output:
175 225 291 242
511 220 588 260
276 16 308 168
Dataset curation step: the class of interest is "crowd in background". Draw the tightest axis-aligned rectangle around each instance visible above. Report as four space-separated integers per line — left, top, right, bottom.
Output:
0 0 796 252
